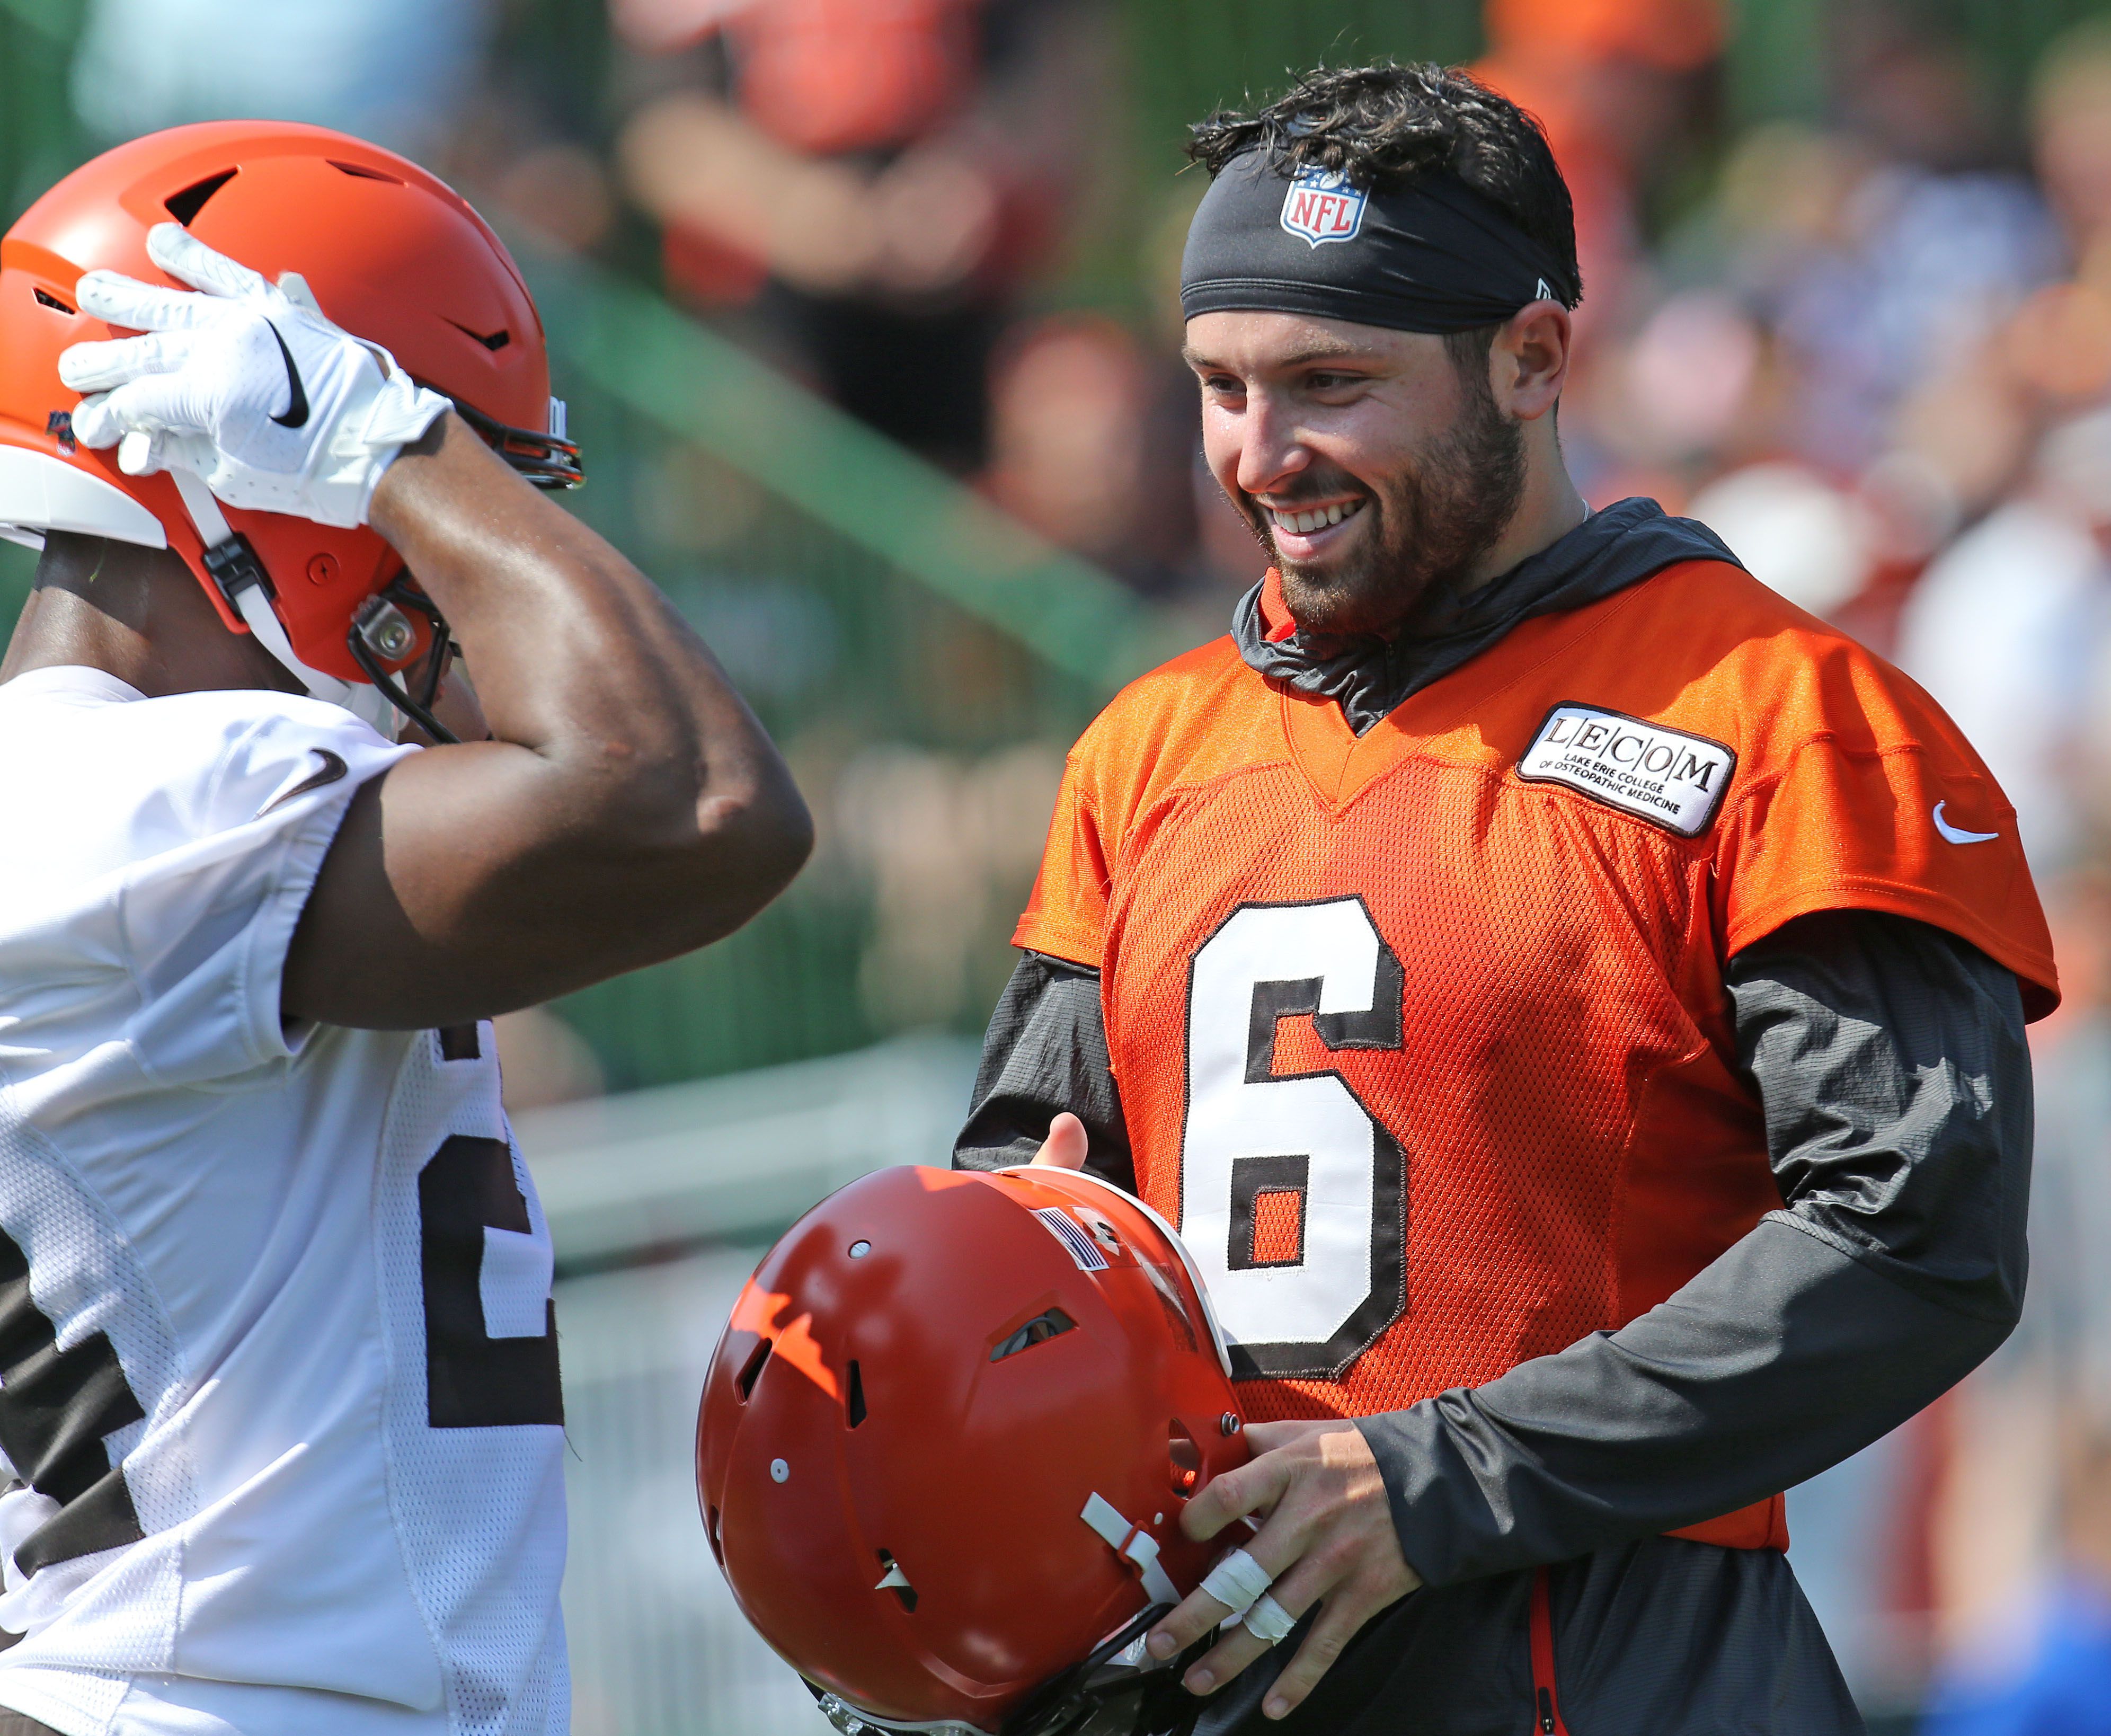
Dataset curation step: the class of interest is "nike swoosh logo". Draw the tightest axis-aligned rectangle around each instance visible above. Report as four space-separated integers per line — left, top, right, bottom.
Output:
1932 801 2000 845
264 321 309 429
261 748 347 814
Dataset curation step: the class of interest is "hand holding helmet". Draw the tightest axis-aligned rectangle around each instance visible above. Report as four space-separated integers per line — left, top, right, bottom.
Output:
1142 1415 1421 1720
697 1162 1254 1735
59 222 449 529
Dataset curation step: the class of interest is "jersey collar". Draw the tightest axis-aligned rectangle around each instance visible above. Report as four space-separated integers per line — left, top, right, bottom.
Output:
1232 497 1743 734
0 665 148 705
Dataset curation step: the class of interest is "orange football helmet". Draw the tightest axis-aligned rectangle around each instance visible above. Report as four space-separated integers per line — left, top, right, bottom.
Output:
0 121 580 739
697 1164 1251 1736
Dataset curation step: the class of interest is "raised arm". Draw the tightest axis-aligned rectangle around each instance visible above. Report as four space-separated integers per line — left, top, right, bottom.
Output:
282 413 811 1027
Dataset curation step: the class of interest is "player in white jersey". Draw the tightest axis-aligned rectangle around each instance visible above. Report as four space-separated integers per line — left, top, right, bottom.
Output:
0 126 812 1735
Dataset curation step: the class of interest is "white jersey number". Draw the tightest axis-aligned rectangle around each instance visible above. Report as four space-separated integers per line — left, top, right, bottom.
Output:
1179 898 1407 1379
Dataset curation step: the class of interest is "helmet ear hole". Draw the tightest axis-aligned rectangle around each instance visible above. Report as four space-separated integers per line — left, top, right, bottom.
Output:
1168 1421 1201 1494
735 1337 772 1402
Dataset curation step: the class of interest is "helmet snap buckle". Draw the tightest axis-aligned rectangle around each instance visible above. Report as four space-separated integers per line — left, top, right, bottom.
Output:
354 597 416 662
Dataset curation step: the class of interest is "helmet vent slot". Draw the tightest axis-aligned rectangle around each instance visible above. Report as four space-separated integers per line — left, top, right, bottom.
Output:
446 318 512 352
873 1551 917 1611
330 160 403 184
845 1360 867 1428
33 289 74 315
705 1505 724 1565
164 169 237 226
990 1307 1076 1363
1168 1422 1201 1494
734 1336 772 1402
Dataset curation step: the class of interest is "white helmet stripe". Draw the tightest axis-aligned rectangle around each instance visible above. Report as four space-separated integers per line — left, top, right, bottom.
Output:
0 446 168 548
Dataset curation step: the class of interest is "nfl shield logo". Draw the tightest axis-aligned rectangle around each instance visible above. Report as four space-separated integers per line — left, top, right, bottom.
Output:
1279 167 1367 247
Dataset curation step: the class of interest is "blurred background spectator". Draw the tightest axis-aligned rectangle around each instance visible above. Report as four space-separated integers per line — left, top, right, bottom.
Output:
609 0 1108 470
8 0 2111 1729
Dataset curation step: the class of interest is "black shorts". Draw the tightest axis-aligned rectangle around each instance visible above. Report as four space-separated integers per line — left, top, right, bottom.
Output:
1191 1538 1862 1736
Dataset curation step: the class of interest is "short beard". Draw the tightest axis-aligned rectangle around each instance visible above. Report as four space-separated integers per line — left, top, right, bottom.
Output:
1247 347 1528 640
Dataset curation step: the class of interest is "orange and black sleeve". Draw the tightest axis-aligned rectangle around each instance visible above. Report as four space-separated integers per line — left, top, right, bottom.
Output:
1709 660 2058 1020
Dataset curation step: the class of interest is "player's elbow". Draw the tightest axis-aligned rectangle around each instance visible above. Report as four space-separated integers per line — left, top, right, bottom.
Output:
1912 1259 2024 1393
555 732 812 943
690 767 814 923
595 720 810 868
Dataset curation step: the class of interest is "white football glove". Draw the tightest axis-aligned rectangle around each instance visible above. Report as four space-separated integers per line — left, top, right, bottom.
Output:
57 222 450 529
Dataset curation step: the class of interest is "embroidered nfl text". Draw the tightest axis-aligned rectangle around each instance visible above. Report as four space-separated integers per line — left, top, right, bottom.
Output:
1516 704 1735 837
1279 167 1367 247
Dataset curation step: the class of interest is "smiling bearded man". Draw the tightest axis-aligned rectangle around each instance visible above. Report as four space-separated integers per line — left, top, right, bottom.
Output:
1226 321 1526 641
948 63 2059 1736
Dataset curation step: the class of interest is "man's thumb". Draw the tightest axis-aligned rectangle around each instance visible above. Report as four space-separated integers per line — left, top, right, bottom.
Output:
1030 1112 1090 1170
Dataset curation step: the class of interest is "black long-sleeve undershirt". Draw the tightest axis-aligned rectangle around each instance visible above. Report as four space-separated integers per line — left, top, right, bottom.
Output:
954 909 2028 1733
1360 907 2028 1582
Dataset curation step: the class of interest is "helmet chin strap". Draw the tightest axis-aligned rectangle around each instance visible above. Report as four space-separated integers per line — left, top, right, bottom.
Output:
166 467 400 738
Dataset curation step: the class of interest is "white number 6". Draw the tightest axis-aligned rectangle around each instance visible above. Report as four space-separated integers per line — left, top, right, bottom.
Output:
1179 898 1407 1379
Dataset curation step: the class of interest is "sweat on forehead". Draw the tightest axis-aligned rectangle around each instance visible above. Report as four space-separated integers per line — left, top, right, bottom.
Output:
1179 150 1581 336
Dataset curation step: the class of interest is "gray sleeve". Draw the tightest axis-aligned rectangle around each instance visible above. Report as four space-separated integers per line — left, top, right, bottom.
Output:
953 952 1138 1193
1358 908 2031 1588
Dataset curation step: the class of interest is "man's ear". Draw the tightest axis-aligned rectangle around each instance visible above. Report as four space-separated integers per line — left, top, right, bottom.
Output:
1493 301 1571 424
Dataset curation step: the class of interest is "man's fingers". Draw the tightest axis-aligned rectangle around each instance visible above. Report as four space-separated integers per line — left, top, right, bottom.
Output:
66 392 122 450
73 270 213 334
116 429 163 475
1145 1564 1270 1665
58 331 194 393
1028 1112 1089 1170
1179 1449 1285 1543
1148 1481 1297 1662
1178 1617 1275 1699
69 373 207 445
1176 1547 1337 1700
1253 1580 1382 1719
119 430 215 479
146 222 273 303
1241 1419 1329 1456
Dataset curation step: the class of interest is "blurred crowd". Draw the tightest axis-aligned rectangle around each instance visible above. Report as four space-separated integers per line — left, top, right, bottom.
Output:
44 0 2111 1723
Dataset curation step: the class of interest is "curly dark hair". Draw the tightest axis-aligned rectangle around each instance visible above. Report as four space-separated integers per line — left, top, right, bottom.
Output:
1187 63 1581 312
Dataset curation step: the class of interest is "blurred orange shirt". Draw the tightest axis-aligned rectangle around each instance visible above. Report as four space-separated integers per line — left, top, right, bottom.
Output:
1016 559 2055 1546
732 0 980 156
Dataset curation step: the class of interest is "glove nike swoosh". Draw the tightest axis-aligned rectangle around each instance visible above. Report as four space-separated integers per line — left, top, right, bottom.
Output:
260 748 347 814
265 321 310 430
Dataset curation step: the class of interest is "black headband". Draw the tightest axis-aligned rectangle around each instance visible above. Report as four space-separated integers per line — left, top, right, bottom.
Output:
1179 150 1579 334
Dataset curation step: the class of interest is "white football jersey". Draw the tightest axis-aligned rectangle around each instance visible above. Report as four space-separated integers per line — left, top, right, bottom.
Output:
0 667 567 1736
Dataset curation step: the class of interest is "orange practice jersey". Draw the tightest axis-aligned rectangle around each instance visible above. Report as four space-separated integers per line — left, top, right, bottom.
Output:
1016 560 2057 1543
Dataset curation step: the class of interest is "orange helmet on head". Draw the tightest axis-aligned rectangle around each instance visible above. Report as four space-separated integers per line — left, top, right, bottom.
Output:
0 121 581 738
697 1163 1252 1736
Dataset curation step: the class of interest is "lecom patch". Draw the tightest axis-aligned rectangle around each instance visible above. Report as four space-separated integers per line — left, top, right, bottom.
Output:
1515 703 1736 838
